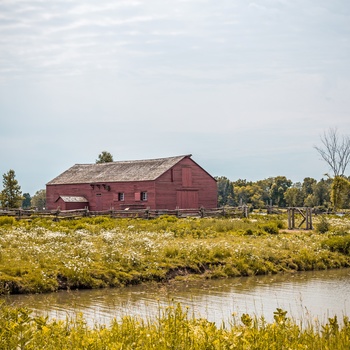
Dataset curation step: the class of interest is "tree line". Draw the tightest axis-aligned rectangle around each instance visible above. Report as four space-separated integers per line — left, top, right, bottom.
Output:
216 175 337 210
217 128 350 210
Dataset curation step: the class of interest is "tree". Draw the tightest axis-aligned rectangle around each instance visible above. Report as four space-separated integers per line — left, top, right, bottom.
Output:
96 151 114 164
302 177 317 198
216 176 235 206
330 176 350 210
22 193 31 208
269 176 292 207
310 178 331 208
31 189 46 210
0 169 23 208
314 128 350 177
285 187 303 207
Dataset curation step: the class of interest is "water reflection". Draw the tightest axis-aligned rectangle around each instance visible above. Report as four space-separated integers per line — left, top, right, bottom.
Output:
3 268 350 326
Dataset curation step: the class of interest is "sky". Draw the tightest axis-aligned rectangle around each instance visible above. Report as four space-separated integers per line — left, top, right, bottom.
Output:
1 0 350 196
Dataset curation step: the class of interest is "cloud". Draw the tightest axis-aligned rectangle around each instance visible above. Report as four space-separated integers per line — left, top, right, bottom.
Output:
0 0 349 193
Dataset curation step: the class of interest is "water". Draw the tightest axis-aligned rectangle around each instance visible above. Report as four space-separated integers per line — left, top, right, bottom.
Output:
3 268 350 326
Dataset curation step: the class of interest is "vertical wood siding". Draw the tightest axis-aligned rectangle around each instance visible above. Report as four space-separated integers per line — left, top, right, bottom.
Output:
46 158 217 210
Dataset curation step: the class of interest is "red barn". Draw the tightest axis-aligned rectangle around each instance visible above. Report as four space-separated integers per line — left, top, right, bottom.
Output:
46 155 217 211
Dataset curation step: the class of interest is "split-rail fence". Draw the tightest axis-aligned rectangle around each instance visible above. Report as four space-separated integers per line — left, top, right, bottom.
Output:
0 206 250 221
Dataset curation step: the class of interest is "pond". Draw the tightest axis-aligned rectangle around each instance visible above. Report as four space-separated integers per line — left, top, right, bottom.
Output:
3 268 350 326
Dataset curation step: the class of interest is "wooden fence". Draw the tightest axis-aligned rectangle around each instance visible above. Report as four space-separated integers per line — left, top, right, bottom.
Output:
0 206 250 221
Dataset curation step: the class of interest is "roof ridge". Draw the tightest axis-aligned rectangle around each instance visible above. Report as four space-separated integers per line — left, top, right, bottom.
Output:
74 154 191 166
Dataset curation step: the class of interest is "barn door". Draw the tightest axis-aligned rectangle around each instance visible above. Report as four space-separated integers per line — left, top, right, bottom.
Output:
176 190 198 209
96 193 102 211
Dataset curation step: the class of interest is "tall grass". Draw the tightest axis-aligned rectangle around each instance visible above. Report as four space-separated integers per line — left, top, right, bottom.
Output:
0 301 349 349
0 215 350 294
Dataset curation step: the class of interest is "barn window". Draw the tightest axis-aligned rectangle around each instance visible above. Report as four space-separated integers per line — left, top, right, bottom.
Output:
141 191 148 201
118 192 124 201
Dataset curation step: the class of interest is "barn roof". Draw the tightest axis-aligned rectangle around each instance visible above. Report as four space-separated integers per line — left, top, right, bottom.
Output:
47 155 192 185
56 196 88 203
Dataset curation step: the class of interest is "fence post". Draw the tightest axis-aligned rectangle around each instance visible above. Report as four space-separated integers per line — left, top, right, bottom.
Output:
288 208 291 229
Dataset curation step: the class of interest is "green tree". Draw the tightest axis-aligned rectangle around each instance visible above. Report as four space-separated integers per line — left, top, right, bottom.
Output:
311 178 331 208
256 178 274 205
31 189 46 210
304 194 318 207
96 151 114 163
247 183 265 208
302 177 317 198
0 169 23 208
216 176 235 206
22 193 31 208
331 176 350 210
269 176 292 207
233 179 253 205
285 187 303 207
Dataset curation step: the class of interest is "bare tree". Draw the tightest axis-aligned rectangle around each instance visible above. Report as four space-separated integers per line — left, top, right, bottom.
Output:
314 128 350 177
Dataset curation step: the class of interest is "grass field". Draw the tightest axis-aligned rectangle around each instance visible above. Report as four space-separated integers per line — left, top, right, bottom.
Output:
0 213 350 295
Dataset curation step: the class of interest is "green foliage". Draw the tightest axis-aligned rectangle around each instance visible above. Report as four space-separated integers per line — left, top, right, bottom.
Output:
218 176 333 209
216 176 235 206
316 216 330 233
331 176 350 210
0 169 22 208
0 302 350 349
284 187 303 207
95 150 114 163
322 235 350 255
22 193 31 208
31 189 46 210
0 216 16 226
269 176 292 207
260 222 279 234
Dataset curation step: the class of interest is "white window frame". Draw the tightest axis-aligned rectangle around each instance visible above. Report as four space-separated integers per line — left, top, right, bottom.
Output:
141 191 148 201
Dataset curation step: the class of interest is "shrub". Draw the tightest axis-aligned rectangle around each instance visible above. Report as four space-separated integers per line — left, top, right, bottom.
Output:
316 216 330 233
0 216 16 226
261 223 279 235
322 235 350 255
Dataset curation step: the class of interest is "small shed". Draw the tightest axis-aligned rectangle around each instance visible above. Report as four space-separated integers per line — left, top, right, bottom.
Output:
55 196 89 211
46 155 217 211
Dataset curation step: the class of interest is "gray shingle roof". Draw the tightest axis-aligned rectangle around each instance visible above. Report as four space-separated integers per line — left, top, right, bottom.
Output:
47 155 191 185
57 196 89 203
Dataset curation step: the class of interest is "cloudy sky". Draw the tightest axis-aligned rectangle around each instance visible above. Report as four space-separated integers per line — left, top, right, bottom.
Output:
1 0 350 195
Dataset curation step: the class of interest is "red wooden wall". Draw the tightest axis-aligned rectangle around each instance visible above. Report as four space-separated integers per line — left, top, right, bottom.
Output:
46 158 217 211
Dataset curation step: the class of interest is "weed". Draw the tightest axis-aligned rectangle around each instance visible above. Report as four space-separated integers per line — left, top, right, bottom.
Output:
0 302 350 349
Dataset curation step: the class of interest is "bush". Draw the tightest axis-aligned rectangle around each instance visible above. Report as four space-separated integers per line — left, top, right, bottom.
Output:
322 235 350 255
316 216 330 233
261 223 279 235
0 216 16 226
